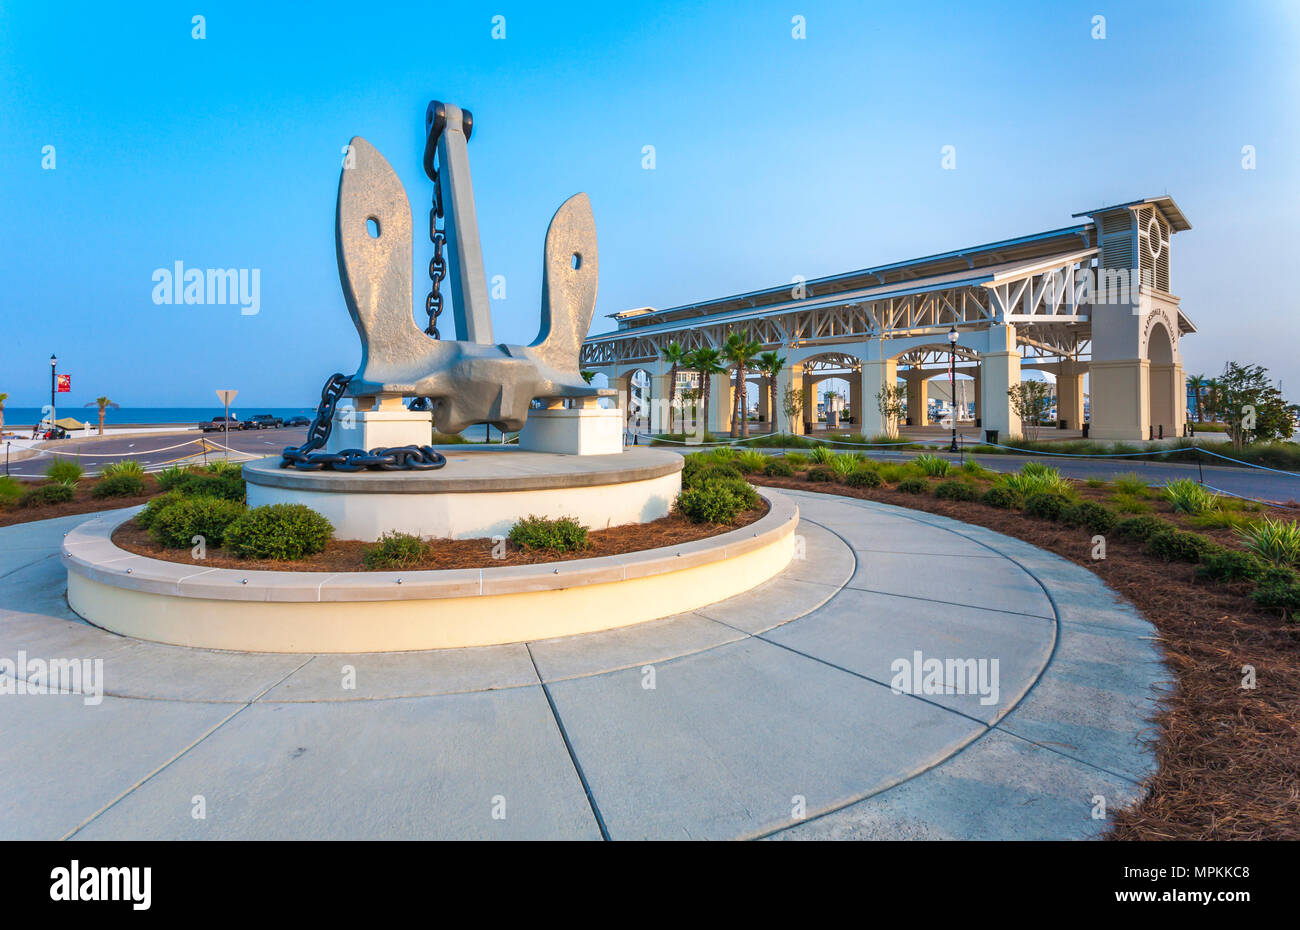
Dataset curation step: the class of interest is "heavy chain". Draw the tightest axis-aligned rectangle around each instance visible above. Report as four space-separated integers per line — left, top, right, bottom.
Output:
280 373 447 472
425 158 447 339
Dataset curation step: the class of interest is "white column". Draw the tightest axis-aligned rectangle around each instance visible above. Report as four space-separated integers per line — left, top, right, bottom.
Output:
904 370 927 427
1089 360 1148 440
708 372 733 437
1056 359 1086 431
775 363 806 434
978 325 1021 438
858 357 899 437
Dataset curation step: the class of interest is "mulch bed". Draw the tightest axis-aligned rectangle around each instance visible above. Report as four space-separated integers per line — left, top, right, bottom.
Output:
753 474 1300 840
111 500 768 572
0 476 162 528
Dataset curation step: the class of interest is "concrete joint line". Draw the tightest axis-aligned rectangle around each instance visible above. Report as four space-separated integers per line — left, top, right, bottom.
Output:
60 654 316 839
525 643 610 840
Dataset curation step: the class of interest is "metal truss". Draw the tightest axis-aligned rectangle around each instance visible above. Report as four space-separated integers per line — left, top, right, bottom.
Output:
582 248 1101 368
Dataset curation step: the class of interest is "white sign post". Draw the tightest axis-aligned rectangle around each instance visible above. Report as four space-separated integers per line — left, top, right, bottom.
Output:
216 389 238 460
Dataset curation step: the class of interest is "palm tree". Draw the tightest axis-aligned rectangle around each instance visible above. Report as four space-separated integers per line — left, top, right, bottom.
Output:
660 341 689 435
756 350 786 434
685 347 725 439
83 396 120 436
722 332 762 438
1186 373 1207 423
1203 377 1223 423
0 392 7 436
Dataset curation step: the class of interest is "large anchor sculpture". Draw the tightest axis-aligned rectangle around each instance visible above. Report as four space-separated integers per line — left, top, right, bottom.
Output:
282 101 604 471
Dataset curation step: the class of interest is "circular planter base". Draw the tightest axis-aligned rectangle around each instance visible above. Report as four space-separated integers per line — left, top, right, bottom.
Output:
62 491 797 653
243 448 683 541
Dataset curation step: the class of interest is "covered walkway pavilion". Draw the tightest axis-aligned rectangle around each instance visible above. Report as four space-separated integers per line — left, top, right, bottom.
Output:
583 196 1195 442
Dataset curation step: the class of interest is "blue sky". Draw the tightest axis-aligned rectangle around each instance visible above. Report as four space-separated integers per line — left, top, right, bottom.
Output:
2 0 1297 406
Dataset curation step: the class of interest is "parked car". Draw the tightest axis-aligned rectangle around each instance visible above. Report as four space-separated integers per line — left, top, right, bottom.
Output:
247 414 284 429
201 416 243 432
284 416 311 428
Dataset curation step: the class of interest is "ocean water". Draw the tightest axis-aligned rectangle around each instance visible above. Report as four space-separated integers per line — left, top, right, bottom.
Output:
0 407 316 428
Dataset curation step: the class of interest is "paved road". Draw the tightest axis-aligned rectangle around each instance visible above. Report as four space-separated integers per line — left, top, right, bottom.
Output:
3 428 308 478
0 492 1161 839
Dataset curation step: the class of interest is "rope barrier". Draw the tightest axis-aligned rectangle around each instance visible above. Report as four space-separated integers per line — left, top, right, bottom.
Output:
1200 484 1300 512
970 440 1189 459
1192 447 1300 478
6 438 206 458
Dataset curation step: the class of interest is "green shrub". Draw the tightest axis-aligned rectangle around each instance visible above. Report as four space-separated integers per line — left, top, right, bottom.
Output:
1002 462 1070 498
1195 550 1269 584
1190 509 1257 531
177 472 247 502
681 454 742 490
806 465 836 483
506 515 589 551
733 450 768 474
960 460 995 480
1234 517 1300 567
934 479 978 502
784 452 810 467
846 468 883 489
1112 492 1152 514
91 474 145 498
1084 477 1108 489
1145 528 1220 563
1112 472 1150 497
364 531 429 569
1115 515 1167 542
981 486 1021 509
896 477 929 494
1252 566 1300 620
1024 492 1072 521
763 459 794 477
203 460 245 479
45 458 82 484
1062 500 1117 534
914 453 951 477
102 459 145 479
20 483 75 507
0 476 21 505
879 462 920 484
831 454 860 478
677 479 756 524
149 496 247 549
135 492 183 530
155 465 193 492
808 445 833 465
1163 478 1220 515
223 503 333 560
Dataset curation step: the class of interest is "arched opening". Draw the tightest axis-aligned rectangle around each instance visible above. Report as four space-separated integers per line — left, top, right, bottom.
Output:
891 343 980 433
612 367 653 434
800 352 862 433
1147 321 1176 438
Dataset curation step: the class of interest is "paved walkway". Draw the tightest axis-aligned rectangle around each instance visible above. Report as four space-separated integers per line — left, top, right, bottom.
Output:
0 491 1165 840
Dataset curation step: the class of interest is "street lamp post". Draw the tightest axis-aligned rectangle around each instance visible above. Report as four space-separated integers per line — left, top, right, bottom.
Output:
49 353 57 436
946 327 959 453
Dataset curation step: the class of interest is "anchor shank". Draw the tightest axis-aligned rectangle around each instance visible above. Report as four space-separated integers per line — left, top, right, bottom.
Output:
436 104 494 345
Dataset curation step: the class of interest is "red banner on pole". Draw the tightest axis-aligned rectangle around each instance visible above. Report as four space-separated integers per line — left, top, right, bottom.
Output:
56 374 71 393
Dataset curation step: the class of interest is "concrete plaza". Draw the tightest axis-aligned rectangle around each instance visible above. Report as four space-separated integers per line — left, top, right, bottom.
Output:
0 490 1164 840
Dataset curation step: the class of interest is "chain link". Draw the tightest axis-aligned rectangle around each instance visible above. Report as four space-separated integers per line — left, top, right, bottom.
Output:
279 373 447 472
424 156 447 339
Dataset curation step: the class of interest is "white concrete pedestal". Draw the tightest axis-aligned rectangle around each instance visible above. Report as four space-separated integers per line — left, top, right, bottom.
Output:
518 402 623 455
326 397 432 452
